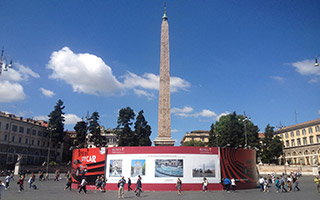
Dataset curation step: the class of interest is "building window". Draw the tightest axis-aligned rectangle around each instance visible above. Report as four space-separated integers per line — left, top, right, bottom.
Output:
38 131 42 136
285 132 288 138
11 136 15 142
43 132 47 137
302 129 306 135
4 135 8 141
290 131 294 137
309 128 313 134
43 141 46 146
18 137 22 143
19 126 24 133
202 138 204 142
0 122 1 129
291 139 295 147
296 130 300 136
280 133 283 138
310 136 314 144
303 137 307 145
191 137 194 141
32 130 36 135
25 138 28 144
37 140 40 146
12 125 18 132
6 123 9 130
316 126 320 132
286 140 289 147
27 128 30 134
317 135 320 143
31 140 34 145
297 138 301 145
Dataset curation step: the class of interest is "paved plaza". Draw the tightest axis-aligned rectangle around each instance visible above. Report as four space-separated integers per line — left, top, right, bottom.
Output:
1 175 319 200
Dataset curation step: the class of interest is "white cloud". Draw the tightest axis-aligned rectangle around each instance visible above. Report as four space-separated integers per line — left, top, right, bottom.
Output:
40 88 55 97
171 129 180 133
0 63 39 102
291 59 320 83
171 106 194 114
215 111 230 121
269 76 284 82
122 71 190 93
172 106 218 119
34 115 49 121
0 80 25 102
196 109 216 118
133 89 155 100
64 114 82 125
47 47 122 95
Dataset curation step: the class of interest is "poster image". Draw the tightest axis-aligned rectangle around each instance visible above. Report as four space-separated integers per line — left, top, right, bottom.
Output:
155 159 183 177
109 159 122 177
192 159 216 177
131 159 146 177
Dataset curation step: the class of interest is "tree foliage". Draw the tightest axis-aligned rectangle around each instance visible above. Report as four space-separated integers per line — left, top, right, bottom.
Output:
261 124 283 164
208 123 217 147
88 112 103 147
134 110 152 146
74 121 87 147
213 112 259 149
48 99 65 145
181 140 205 147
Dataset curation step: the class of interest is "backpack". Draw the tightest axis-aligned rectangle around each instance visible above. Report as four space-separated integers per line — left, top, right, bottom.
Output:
117 182 120 188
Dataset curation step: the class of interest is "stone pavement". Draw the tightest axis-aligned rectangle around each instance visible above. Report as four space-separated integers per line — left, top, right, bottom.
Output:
1 175 319 200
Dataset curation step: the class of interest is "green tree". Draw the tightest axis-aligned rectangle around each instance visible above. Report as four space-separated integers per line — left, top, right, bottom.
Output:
181 140 205 147
134 110 152 146
88 112 103 147
261 124 283 164
208 123 217 147
48 99 65 146
74 121 87 147
116 107 136 146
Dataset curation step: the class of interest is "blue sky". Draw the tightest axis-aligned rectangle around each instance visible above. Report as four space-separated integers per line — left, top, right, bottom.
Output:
0 0 319 145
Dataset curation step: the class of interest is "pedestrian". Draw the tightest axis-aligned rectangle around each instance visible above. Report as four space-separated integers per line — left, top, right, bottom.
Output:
95 176 102 192
18 175 24 192
293 176 300 191
231 177 236 192
128 177 132 191
118 176 126 199
202 177 208 192
258 176 264 192
176 178 182 195
280 175 287 192
78 177 87 194
101 176 107 192
314 176 320 193
5 174 11 189
224 177 231 192
263 177 269 192
0 180 5 200
55 170 60 181
64 177 72 191
135 176 142 197
275 177 280 193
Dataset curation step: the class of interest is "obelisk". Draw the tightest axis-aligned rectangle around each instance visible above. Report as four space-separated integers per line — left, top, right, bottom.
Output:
154 5 175 146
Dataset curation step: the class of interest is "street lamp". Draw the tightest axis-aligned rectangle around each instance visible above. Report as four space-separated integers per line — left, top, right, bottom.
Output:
0 48 13 75
242 114 251 149
315 54 320 67
46 126 56 174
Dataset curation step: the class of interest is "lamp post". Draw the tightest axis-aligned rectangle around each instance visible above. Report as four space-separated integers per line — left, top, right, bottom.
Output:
46 126 56 174
0 48 13 75
242 114 251 149
314 54 320 67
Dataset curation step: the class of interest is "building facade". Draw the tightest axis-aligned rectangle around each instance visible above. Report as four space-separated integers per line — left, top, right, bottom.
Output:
274 118 320 165
180 130 209 146
0 112 63 169
86 127 118 148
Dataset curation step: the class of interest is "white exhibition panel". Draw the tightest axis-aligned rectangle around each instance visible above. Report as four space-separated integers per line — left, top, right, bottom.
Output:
106 153 220 184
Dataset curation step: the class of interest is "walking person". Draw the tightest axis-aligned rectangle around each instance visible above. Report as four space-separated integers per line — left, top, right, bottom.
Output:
118 176 126 199
176 178 182 196
64 177 72 191
280 175 287 192
18 175 24 192
0 180 5 200
314 176 320 193
293 176 300 191
275 177 280 193
101 176 107 192
231 177 236 192
224 177 231 192
78 177 87 194
258 176 264 192
135 176 142 197
202 177 208 192
128 177 132 191
5 174 11 189
95 176 102 192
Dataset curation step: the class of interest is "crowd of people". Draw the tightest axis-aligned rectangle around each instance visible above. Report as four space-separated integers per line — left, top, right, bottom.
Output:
257 173 302 193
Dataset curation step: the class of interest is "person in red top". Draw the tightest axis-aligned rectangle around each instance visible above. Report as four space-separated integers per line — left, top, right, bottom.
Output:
18 175 24 192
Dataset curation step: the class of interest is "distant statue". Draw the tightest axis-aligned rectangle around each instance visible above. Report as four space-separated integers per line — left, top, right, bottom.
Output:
312 155 318 165
16 154 22 165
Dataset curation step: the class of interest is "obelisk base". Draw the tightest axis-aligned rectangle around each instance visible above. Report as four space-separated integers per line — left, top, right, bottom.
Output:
154 137 175 146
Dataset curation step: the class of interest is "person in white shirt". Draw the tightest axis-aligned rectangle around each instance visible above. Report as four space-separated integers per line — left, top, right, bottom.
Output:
0 180 6 200
231 178 236 192
78 178 87 194
5 175 11 189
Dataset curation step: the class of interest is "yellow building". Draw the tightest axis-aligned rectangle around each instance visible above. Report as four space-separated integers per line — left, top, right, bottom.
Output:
274 118 320 165
180 130 209 146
